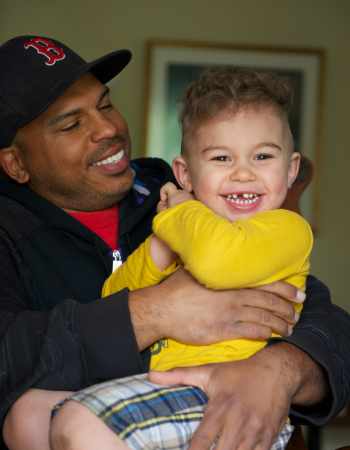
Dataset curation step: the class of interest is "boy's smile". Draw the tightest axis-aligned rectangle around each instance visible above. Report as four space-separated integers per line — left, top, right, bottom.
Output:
224 192 263 210
176 105 300 222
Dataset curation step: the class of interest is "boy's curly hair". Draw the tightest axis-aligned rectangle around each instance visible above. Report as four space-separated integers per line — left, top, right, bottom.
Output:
180 67 293 141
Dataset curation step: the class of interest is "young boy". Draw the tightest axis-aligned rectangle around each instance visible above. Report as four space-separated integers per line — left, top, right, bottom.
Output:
52 67 313 450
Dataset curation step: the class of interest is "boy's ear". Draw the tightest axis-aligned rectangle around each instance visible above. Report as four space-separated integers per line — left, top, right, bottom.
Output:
0 146 30 183
287 152 301 188
172 156 193 192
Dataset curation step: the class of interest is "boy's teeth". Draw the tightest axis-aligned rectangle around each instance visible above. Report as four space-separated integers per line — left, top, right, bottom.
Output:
94 150 124 166
226 193 259 205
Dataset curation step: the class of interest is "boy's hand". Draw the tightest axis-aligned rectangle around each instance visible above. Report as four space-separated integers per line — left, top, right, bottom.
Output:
157 182 194 212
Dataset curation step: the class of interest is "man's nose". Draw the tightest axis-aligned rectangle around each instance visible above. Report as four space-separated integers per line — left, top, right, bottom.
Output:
91 113 118 142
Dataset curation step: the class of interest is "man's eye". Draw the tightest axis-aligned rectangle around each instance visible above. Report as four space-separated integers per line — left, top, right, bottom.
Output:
61 121 80 132
100 103 113 110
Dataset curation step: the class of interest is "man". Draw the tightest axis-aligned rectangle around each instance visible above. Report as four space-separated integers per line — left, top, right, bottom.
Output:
0 35 349 450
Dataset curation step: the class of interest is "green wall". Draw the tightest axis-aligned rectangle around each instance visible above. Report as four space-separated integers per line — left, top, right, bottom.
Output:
1 0 349 311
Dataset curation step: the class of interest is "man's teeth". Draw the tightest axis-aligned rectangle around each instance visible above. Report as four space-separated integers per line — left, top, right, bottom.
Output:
226 193 259 205
94 150 124 166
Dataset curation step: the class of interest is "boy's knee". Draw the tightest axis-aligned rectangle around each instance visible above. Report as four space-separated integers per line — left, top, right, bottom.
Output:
3 389 72 450
51 401 127 450
50 401 95 450
3 392 38 449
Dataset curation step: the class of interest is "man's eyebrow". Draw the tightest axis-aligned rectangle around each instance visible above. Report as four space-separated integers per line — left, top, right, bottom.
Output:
47 86 111 127
98 86 110 103
47 109 81 127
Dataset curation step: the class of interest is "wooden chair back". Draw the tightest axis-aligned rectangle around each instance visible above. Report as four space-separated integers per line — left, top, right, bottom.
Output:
286 426 308 450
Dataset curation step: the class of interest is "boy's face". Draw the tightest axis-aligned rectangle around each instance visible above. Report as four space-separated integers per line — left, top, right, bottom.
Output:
174 105 300 222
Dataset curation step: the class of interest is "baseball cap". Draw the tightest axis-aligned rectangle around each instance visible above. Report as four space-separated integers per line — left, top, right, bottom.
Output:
0 35 132 148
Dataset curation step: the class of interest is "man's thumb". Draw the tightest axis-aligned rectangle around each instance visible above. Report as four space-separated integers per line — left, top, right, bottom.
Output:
148 366 207 390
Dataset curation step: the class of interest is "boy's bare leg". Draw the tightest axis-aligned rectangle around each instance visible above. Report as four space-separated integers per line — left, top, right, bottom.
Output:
3 388 72 450
50 400 130 450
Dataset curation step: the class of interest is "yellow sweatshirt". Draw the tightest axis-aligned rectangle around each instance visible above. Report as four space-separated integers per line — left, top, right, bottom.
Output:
103 200 313 371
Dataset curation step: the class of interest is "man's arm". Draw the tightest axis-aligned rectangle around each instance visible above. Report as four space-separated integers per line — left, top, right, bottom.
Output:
0 234 144 426
0 231 298 423
129 268 300 350
281 275 350 422
150 342 327 450
149 275 350 450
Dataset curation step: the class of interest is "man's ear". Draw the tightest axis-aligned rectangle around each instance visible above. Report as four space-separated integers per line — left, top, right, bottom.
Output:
287 152 301 188
0 146 30 183
172 156 193 192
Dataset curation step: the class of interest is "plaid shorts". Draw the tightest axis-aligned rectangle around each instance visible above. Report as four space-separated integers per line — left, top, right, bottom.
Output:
67 373 294 450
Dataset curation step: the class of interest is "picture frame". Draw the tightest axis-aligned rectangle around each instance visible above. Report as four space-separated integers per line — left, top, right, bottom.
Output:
143 40 325 227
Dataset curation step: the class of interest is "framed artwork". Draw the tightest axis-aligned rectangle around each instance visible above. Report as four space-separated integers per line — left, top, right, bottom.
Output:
143 40 325 227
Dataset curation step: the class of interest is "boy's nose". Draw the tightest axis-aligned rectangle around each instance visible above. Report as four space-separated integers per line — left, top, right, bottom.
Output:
230 163 256 182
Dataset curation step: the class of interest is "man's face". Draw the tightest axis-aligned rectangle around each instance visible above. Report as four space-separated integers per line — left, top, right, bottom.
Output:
178 105 300 222
12 74 134 211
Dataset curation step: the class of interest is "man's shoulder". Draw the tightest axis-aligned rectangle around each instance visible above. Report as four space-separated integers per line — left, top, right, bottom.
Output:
0 193 42 241
0 176 48 238
119 158 175 247
131 157 176 188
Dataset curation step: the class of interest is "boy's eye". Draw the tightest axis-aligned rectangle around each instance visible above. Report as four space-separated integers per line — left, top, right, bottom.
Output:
213 155 229 162
255 153 273 160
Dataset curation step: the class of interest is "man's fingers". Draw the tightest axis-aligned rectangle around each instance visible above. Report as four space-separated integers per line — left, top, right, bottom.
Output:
189 404 225 450
148 369 185 386
242 290 297 324
258 281 305 304
231 308 292 337
213 303 295 342
149 366 209 391
228 322 275 340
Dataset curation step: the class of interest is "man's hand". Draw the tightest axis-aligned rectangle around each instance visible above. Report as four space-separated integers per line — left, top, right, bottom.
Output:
129 268 304 351
149 343 327 450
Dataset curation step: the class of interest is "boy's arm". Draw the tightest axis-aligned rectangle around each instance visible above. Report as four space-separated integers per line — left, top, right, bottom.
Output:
102 183 184 297
153 201 313 289
102 235 177 296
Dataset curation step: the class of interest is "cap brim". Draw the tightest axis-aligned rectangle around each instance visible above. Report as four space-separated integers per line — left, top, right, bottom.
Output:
1 48 132 147
87 49 132 84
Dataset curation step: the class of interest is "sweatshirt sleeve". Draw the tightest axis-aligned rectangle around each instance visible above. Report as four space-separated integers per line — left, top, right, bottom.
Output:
0 233 144 431
102 235 177 295
271 275 350 425
153 201 313 289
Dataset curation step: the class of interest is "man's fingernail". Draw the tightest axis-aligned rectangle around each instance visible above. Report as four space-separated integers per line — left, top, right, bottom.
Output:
288 325 294 336
296 290 306 303
294 312 300 322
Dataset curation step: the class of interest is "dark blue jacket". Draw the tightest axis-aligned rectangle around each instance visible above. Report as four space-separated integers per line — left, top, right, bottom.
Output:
0 158 174 434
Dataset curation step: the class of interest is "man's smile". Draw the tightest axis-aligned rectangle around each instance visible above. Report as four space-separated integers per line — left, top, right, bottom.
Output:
93 148 126 167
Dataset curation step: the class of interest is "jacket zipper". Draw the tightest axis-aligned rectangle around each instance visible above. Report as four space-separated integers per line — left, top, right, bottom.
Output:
112 249 123 272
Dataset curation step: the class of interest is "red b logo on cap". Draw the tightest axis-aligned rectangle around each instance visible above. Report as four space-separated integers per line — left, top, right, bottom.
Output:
24 37 66 66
